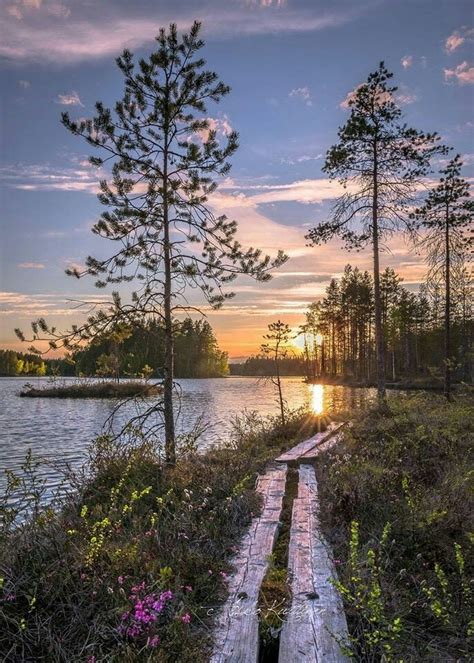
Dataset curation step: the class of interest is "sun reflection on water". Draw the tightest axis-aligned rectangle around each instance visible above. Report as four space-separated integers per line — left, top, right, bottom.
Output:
309 383 324 415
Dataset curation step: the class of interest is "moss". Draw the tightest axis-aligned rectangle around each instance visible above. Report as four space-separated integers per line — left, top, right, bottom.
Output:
257 467 299 662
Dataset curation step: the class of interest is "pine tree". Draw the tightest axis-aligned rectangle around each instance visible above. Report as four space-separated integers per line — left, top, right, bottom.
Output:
261 321 292 425
306 63 446 400
411 155 473 398
17 22 286 464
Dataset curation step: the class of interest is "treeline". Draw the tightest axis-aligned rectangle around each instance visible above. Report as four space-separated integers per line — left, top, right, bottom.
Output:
73 318 228 379
230 355 306 376
302 264 472 385
1 319 229 379
0 350 47 376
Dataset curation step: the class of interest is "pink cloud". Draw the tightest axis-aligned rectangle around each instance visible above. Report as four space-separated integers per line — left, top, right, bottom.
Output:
17 262 45 269
444 61 474 85
0 3 373 64
55 91 83 106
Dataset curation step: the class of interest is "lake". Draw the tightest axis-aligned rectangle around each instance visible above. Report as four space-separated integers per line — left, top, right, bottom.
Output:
0 376 374 495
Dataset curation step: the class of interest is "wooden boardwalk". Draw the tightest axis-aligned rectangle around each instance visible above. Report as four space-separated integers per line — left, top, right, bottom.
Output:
210 463 287 663
211 424 348 662
279 464 349 662
275 422 345 464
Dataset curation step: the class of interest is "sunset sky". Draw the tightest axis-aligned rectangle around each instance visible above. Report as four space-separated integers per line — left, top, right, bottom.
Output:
1 0 473 359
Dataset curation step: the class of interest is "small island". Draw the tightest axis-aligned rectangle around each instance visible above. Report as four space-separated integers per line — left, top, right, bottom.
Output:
19 380 162 398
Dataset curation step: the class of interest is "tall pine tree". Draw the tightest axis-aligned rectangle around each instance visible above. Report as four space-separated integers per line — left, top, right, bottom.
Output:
18 22 286 463
411 155 473 398
306 63 446 400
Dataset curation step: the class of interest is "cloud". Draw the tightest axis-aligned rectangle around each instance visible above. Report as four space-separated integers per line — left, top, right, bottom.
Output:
6 5 23 19
4 0 69 20
189 115 233 143
0 163 100 193
0 1 374 64
55 91 83 106
340 83 418 109
445 28 474 54
280 154 323 166
401 55 413 69
395 85 418 104
289 86 312 107
47 3 70 18
17 262 45 269
18 79 30 88
444 61 474 85
0 291 109 318
248 0 287 6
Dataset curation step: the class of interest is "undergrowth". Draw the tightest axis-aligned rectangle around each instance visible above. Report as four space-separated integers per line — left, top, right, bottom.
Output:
0 409 318 662
316 392 474 661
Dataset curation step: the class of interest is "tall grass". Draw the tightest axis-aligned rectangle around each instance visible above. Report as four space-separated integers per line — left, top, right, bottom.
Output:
316 392 474 661
0 409 318 662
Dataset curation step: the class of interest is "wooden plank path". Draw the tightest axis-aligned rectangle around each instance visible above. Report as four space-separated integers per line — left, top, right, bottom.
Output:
275 422 345 464
210 463 287 663
299 425 346 461
279 464 349 662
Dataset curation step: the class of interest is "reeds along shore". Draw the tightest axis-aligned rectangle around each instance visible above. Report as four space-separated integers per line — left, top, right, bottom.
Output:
19 380 163 398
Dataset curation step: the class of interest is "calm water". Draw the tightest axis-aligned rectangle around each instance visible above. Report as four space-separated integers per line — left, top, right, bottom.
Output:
0 376 373 495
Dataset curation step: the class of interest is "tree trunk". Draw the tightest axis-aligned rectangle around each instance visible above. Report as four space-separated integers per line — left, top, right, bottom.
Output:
275 357 285 426
372 142 386 401
163 127 176 464
444 206 451 400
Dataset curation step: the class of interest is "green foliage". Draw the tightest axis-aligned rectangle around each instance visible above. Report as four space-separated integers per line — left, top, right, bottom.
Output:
316 393 474 660
72 317 229 379
332 521 404 661
0 349 47 376
0 410 315 661
307 62 446 252
293 263 472 385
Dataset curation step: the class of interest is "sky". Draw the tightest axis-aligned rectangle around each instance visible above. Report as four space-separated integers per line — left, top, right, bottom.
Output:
0 0 473 359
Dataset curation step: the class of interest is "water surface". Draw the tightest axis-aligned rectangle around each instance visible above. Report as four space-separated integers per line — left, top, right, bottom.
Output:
0 376 373 494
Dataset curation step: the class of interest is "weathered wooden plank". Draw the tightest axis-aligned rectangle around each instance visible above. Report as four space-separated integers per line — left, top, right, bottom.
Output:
299 426 346 460
275 422 343 464
210 463 287 663
279 464 349 663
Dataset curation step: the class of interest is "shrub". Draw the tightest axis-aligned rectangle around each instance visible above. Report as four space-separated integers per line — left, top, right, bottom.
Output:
0 409 318 661
316 392 474 660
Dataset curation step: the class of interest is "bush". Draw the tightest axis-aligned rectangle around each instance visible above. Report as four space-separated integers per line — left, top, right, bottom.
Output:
316 392 474 661
0 409 319 662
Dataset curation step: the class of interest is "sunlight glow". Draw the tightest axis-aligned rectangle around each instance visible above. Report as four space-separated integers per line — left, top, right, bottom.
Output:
309 383 324 415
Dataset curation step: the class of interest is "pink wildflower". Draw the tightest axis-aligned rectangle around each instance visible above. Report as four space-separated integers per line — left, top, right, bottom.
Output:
147 635 160 648
181 613 191 624
117 575 124 585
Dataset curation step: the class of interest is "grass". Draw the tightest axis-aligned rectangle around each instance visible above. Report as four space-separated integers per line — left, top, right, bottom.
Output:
257 467 298 662
19 380 163 398
314 391 474 661
0 408 319 662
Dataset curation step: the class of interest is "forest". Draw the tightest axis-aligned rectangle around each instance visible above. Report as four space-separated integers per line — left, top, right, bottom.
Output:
1 318 229 379
0 350 47 377
300 263 472 385
231 263 472 386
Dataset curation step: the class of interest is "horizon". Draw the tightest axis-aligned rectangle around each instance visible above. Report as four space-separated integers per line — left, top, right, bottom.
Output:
1 0 473 359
